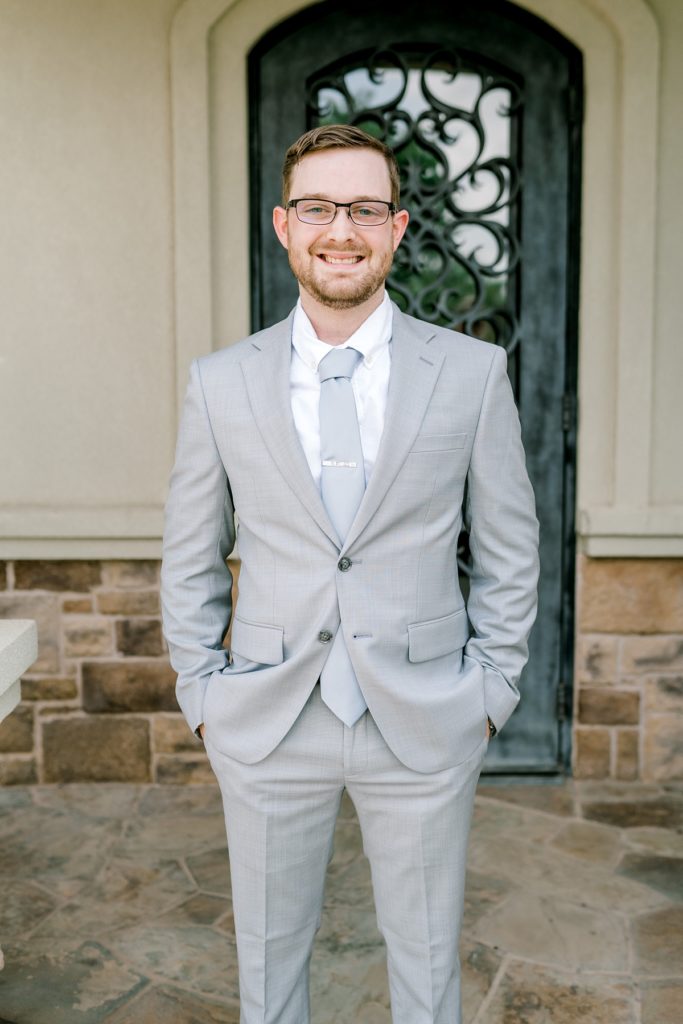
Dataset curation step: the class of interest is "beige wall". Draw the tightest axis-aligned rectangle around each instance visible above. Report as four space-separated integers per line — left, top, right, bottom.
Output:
649 0 683 506
0 0 681 557
0 0 182 555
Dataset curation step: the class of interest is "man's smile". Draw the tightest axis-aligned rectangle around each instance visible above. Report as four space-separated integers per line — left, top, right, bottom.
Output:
317 253 365 264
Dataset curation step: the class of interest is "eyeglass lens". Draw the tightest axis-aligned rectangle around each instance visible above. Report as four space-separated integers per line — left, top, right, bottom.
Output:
295 200 391 225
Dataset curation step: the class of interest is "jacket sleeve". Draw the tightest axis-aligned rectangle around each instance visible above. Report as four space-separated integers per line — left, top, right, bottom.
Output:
463 345 540 732
160 359 236 735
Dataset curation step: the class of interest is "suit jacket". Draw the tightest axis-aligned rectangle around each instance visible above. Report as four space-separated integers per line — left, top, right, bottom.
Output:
161 305 539 773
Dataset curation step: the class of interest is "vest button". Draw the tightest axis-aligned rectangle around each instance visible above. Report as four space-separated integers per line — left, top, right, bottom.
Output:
338 557 352 572
318 630 333 643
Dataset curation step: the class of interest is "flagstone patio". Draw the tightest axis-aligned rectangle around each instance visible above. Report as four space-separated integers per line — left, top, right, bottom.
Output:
0 778 681 1023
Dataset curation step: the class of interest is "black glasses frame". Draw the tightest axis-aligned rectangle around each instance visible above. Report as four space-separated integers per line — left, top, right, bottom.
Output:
286 198 398 226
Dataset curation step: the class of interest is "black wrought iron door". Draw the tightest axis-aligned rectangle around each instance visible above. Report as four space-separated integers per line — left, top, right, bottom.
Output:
249 0 581 773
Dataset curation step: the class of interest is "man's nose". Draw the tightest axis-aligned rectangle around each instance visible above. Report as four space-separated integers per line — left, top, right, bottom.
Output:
325 207 357 241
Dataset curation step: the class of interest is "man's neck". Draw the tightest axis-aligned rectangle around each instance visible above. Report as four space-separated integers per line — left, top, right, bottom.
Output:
299 289 385 345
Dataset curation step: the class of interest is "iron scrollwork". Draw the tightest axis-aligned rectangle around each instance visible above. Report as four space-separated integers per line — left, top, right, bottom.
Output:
307 46 523 354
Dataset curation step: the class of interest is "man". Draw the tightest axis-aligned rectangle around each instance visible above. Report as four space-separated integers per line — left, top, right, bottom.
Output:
161 124 539 1024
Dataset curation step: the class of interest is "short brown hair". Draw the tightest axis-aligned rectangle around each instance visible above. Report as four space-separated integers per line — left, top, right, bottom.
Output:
281 124 401 207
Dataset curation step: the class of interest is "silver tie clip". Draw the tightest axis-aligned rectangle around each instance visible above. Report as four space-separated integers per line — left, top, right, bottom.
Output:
322 459 358 469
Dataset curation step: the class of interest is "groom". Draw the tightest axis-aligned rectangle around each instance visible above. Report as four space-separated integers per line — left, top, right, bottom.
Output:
161 123 539 1023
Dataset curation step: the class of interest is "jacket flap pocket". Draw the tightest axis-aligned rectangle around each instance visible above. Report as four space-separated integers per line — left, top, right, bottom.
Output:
408 608 470 663
230 616 284 665
411 432 467 453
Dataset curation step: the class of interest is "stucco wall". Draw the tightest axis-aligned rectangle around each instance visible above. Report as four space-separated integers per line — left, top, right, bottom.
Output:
0 0 183 555
649 0 683 505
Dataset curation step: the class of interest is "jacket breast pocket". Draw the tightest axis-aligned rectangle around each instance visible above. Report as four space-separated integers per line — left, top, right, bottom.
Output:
230 615 284 665
410 432 467 453
407 607 470 663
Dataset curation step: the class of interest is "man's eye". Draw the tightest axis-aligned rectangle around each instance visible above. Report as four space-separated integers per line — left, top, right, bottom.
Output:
355 207 377 218
301 204 328 215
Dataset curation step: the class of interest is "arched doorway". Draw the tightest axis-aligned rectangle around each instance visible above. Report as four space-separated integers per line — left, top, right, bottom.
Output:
249 0 582 774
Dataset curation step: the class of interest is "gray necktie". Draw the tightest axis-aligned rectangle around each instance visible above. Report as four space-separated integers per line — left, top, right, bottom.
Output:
318 347 368 726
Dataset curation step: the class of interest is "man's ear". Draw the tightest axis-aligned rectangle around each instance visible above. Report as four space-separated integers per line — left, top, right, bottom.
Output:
272 206 289 250
392 208 410 251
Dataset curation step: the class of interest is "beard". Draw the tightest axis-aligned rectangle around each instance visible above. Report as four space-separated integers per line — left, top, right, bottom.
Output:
287 244 394 310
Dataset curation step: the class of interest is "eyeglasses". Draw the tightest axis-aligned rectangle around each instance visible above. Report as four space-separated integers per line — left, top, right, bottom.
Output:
286 198 397 227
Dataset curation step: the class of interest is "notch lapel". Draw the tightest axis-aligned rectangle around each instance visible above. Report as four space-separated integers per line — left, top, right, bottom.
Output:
241 316 341 548
343 307 444 550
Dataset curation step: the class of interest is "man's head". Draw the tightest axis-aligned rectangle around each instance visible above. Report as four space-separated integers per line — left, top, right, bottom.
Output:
281 124 401 208
273 125 409 313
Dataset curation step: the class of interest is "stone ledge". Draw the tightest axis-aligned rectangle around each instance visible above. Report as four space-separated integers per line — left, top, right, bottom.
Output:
0 596 59 674
0 619 38 722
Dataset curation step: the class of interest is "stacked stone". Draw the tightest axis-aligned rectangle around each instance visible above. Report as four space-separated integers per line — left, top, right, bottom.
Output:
575 555 683 781
0 560 211 785
0 555 681 783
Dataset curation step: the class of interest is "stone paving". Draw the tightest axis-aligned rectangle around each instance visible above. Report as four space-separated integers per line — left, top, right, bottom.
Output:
0 779 681 1023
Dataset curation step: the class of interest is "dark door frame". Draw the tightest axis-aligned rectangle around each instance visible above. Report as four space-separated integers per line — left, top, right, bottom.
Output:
248 0 582 776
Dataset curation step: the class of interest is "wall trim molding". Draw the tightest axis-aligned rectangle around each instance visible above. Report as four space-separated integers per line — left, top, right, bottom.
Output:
0 507 164 559
579 506 683 557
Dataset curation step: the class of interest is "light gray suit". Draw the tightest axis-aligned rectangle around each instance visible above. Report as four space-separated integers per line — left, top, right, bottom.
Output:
161 304 539 1022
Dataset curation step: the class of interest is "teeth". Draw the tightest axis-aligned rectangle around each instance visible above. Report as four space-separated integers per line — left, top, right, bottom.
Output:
322 255 362 264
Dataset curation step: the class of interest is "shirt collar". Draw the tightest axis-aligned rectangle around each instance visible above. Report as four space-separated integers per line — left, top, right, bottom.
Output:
291 291 393 372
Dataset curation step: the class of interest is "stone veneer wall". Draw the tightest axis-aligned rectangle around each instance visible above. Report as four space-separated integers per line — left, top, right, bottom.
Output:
0 560 211 786
0 556 681 784
574 556 683 781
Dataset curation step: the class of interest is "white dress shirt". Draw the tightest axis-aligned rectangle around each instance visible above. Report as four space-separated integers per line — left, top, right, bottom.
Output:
290 291 393 488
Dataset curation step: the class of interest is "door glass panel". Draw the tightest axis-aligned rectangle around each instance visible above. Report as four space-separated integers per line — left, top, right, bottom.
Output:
309 48 521 355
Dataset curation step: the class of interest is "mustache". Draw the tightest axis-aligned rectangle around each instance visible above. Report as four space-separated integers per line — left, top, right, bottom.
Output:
311 244 370 257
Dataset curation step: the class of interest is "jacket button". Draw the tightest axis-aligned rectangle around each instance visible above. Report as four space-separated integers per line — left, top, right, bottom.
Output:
318 630 333 643
338 557 352 572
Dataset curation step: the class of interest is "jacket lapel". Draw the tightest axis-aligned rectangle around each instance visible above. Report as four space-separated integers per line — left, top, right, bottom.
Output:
343 306 445 550
241 315 341 548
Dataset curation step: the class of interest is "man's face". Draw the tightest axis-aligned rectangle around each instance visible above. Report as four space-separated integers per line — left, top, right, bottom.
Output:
272 148 409 310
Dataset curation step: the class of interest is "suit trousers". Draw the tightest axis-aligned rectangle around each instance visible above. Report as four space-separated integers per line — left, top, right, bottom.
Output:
204 685 487 1024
